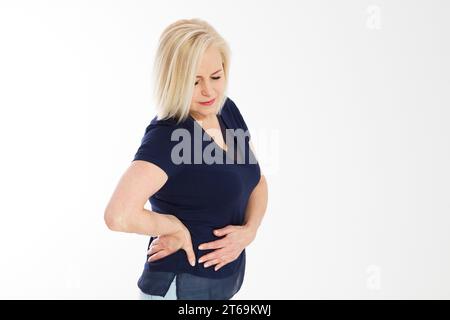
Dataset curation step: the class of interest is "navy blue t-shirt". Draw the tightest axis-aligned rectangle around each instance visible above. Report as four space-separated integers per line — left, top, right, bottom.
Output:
132 97 261 299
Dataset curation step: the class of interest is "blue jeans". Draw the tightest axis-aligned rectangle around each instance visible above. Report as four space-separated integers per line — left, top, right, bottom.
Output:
139 275 177 300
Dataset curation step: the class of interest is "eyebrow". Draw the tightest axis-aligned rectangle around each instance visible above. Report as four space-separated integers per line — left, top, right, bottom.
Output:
196 69 223 78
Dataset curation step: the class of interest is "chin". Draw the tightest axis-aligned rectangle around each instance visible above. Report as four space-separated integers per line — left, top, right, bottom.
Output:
196 104 216 112
200 110 216 117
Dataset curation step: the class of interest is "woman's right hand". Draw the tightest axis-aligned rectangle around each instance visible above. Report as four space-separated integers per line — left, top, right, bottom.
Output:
147 219 196 267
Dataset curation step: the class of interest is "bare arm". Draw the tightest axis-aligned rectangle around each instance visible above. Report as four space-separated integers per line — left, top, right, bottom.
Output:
104 160 182 236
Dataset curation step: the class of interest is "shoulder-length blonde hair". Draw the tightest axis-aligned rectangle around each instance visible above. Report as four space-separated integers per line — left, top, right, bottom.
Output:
152 18 231 124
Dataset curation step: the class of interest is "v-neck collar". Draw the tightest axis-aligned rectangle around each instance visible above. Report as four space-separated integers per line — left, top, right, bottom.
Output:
188 113 229 154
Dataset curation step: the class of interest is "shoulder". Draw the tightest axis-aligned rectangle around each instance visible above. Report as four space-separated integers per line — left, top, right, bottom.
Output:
221 96 240 116
220 97 249 131
146 115 179 132
141 116 188 143
134 116 187 178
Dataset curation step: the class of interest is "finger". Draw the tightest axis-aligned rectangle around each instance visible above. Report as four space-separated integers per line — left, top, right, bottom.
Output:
203 259 221 268
151 238 160 246
183 242 196 267
214 226 236 237
198 239 227 250
148 249 170 262
214 261 228 271
199 247 230 263
198 252 216 264
147 244 163 256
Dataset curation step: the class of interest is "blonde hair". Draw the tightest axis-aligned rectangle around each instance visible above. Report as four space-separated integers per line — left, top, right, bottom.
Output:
152 18 231 124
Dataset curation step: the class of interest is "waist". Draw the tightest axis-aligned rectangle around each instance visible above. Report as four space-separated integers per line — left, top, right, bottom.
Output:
144 245 246 279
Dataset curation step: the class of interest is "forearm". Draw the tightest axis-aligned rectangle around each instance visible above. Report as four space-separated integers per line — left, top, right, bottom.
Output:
107 208 182 237
243 175 268 234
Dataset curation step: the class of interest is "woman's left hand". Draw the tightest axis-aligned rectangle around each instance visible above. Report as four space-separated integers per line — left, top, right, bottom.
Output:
197 225 257 271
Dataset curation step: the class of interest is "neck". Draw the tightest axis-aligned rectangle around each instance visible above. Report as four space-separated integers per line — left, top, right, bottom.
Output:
189 112 217 123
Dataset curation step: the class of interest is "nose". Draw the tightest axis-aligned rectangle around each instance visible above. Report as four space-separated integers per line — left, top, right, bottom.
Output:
200 81 213 97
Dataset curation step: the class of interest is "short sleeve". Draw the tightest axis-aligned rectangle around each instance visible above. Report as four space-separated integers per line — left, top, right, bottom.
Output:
226 97 251 140
133 124 183 178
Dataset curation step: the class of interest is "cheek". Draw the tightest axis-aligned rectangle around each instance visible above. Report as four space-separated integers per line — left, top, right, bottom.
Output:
191 90 201 104
215 79 226 91
192 81 224 103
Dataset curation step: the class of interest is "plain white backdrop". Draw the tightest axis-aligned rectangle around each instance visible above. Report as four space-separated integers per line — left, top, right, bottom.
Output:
0 0 449 299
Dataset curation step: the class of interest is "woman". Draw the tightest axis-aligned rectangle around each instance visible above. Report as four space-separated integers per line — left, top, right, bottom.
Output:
104 18 268 300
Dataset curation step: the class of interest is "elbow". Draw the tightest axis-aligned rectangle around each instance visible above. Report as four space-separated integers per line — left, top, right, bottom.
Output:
104 208 127 232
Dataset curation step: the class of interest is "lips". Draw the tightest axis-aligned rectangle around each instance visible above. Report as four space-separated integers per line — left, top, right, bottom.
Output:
199 98 216 106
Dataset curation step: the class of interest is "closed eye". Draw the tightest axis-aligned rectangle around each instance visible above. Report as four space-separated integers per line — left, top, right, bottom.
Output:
195 76 221 86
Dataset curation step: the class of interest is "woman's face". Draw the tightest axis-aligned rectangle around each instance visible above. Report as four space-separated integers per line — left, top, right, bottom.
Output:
189 45 226 120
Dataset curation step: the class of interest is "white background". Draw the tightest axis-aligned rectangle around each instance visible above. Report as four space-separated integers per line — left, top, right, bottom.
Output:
0 0 449 299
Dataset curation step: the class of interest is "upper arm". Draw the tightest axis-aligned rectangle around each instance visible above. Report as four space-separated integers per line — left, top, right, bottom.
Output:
104 160 168 227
